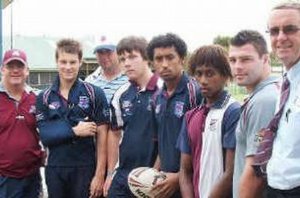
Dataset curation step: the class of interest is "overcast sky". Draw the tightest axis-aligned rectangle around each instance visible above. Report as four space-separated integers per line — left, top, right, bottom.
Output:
3 0 285 50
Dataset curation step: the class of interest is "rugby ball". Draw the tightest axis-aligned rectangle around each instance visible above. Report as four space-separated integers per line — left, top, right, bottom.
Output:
128 167 166 198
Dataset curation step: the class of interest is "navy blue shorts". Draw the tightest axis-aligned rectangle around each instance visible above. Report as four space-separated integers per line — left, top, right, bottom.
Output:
107 169 135 198
45 166 95 198
0 171 41 198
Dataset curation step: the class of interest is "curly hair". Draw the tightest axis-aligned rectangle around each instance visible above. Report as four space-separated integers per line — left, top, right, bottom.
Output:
189 45 232 80
147 33 187 61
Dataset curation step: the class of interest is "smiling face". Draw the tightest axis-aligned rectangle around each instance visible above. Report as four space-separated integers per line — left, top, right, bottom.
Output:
229 43 268 92
1 60 29 88
268 8 300 69
56 51 81 83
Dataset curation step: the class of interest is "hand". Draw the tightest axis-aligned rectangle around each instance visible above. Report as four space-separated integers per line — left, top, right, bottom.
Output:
73 121 97 137
103 176 113 197
89 175 104 198
151 172 179 198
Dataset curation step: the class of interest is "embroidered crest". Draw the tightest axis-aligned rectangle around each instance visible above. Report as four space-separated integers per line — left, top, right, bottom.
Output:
122 100 133 115
174 101 184 118
78 96 89 109
49 102 60 110
209 118 218 131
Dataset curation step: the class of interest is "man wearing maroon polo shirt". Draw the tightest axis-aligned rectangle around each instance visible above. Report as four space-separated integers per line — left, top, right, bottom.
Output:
0 49 44 198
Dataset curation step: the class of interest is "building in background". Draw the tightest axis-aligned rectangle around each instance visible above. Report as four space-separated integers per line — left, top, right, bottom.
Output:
3 35 98 89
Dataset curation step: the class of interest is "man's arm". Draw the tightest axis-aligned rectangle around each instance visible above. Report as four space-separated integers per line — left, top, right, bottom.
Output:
179 153 194 197
89 123 109 198
209 149 235 198
103 128 121 197
239 157 265 198
36 92 97 147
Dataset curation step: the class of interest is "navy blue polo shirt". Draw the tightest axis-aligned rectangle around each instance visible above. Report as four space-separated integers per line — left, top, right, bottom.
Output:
111 74 162 171
153 73 202 172
36 77 110 167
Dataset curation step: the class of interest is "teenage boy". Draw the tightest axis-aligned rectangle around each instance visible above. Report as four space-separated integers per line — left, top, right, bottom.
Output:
177 45 240 198
147 33 202 198
36 39 110 198
106 36 162 197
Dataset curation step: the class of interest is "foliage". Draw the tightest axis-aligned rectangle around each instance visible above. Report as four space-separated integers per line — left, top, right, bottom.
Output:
213 35 232 51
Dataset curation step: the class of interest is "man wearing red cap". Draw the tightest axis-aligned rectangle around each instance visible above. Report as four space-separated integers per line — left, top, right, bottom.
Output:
0 49 44 197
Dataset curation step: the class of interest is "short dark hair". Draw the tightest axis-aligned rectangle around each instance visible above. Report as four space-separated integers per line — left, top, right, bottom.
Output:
147 33 187 61
55 39 83 60
189 45 232 80
117 36 148 60
230 30 268 57
272 2 300 13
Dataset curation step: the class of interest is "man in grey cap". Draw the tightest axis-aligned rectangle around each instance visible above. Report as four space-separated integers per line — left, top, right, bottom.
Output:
85 38 128 103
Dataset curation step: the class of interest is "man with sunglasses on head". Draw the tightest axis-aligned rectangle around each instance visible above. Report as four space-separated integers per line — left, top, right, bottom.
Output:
265 2 300 197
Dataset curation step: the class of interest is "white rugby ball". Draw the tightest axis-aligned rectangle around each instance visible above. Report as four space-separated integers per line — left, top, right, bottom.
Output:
128 167 166 198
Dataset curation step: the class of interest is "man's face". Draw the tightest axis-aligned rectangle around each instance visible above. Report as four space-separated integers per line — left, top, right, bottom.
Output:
229 44 267 92
118 50 148 82
268 9 300 69
96 50 118 70
56 51 81 83
194 65 227 103
1 60 29 87
153 46 183 82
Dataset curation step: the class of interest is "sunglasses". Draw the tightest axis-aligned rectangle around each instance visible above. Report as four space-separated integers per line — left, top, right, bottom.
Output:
266 25 300 36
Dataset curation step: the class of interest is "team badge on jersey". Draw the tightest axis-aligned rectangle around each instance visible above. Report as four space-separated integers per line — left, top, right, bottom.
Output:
122 100 133 115
78 96 89 109
174 101 184 118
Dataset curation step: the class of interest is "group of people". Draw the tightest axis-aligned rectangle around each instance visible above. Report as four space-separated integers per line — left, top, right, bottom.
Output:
0 2 300 198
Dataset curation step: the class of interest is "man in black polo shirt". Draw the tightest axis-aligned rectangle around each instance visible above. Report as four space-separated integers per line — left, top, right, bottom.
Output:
105 36 162 197
147 33 202 198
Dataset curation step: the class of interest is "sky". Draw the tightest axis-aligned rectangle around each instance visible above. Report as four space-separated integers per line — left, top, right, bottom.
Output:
2 0 287 51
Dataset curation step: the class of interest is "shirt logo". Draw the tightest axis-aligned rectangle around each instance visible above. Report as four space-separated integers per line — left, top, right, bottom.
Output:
78 96 89 109
174 101 184 118
29 105 36 114
49 102 60 109
122 100 133 115
209 119 218 131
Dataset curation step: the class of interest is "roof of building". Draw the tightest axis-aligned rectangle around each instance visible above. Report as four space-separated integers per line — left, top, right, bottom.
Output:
3 35 96 70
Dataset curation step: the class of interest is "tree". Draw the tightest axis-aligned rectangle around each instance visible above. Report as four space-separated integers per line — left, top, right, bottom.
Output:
213 35 232 51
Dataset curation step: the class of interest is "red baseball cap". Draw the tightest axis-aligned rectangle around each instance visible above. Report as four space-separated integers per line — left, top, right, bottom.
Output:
2 49 28 66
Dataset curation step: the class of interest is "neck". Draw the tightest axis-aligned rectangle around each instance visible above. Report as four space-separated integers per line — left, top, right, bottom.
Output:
102 65 122 81
3 81 25 100
205 90 223 106
246 67 271 93
59 78 76 98
165 73 182 96
136 68 153 89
